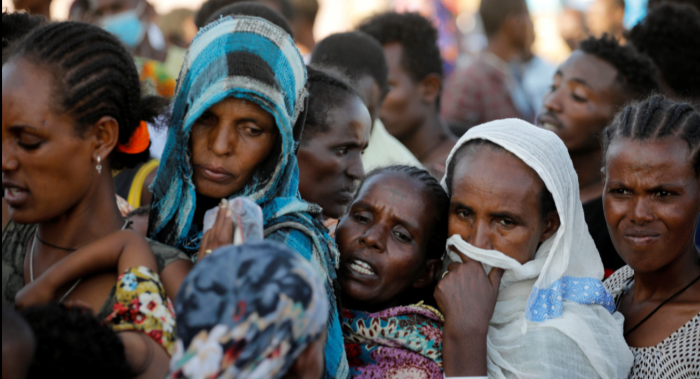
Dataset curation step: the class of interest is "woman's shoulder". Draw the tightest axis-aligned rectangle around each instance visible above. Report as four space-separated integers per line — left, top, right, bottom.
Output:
145 238 192 271
604 265 634 294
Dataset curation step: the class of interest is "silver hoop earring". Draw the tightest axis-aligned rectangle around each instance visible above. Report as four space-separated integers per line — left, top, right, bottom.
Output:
96 156 102 175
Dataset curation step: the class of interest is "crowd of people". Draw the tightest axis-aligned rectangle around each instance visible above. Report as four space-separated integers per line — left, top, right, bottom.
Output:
2 0 699 378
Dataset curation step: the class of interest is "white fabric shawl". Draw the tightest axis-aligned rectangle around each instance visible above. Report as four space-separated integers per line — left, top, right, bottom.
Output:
440 119 633 379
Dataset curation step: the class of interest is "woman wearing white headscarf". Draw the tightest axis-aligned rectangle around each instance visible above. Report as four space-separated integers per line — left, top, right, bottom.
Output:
436 119 633 378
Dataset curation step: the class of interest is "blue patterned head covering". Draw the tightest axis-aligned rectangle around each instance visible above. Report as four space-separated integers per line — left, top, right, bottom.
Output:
148 16 308 249
168 241 329 379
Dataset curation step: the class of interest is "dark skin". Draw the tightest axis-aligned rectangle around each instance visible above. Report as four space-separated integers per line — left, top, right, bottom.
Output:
12 0 51 17
354 74 384 126
381 43 456 176
2 58 190 303
298 95 371 220
2 60 183 379
88 0 167 62
2 198 9 230
190 97 279 227
538 51 625 204
485 10 532 63
603 138 700 348
335 172 442 313
436 147 560 376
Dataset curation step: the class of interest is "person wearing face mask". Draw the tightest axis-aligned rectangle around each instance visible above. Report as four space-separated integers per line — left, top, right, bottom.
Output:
89 0 175 98
437 119 633 378
537 35 660 277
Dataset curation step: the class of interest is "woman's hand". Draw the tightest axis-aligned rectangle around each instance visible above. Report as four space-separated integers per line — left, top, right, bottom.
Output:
198 200 234 260
436 247 504 332
15 276 57 310
435 246 504 377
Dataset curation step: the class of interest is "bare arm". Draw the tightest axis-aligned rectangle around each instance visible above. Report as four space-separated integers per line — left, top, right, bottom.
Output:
16 230 157 308
120 332 170 379
435 249 503 377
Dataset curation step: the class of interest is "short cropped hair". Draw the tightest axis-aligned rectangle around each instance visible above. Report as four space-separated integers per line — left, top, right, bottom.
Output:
358 12 443 83
311 32 389 95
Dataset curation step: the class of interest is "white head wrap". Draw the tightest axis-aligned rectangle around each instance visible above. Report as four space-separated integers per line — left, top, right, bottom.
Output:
441 119 633 378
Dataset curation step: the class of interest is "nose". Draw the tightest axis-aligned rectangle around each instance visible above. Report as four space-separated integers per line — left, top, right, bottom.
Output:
346 152 365 181
1 140 18 173
629 197 655 225
359 224 386 253
468 221 494 251
209 125 234 157
543 86 562 114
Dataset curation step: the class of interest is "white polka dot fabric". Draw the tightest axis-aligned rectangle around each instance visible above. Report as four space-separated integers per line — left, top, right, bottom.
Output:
606 266 700 379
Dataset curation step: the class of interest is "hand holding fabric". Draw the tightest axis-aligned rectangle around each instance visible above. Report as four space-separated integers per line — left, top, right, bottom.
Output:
436 246 504 377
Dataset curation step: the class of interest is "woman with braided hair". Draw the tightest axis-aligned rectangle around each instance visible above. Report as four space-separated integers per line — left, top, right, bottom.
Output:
147 16 348 379
602 95 700 379
2 21 193 378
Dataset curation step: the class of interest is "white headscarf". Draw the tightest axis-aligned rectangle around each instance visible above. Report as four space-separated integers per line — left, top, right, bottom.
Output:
441 119 633 378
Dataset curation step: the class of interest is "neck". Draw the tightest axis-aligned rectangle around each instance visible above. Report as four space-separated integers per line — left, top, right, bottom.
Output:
632 245 700 303
486 34 519 63
28 3 51 18
36 175 125 250
401 112 453 162
571 148 604 203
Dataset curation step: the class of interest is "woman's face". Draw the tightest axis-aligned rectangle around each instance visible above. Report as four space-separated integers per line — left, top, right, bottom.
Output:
298 96 371 219
448 147 559 264
190 98 279 199
537 51 622 154
335 172 439 312
2 60 98 224
603 138 700 273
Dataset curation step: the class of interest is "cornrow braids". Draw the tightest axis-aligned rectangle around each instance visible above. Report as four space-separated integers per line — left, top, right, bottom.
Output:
603 94 700 176
444 140 557 220
358 165 450 261
302 65 362 140
9 22 168 170
2 11 46 64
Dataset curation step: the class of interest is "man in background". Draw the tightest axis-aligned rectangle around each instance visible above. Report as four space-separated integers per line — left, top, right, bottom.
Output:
290 0 318 57
441 0 533 135
359 12 456 178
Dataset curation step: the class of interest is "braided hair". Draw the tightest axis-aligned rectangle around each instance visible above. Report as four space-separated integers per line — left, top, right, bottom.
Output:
2 11 45 64
444 140 557 221
602 94 700 176
302 65 362 140
358 165 449 261
8 22 168 170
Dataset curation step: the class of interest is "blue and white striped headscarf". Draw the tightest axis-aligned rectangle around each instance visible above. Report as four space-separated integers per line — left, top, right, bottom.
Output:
148 16 348 379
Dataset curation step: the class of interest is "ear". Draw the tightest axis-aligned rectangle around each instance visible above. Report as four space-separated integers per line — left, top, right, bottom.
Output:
87 116 120 164
413 258 443 289
418 73 442 106
539 211 561 243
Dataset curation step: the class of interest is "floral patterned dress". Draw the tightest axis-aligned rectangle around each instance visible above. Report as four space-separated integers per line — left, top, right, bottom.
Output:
342 305 444 379
105 266 176 356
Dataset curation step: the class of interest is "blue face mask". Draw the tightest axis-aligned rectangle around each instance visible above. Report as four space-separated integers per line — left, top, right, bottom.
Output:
100 1 147 48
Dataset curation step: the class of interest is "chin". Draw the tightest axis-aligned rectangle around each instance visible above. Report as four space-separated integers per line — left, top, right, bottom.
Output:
192 176 243 199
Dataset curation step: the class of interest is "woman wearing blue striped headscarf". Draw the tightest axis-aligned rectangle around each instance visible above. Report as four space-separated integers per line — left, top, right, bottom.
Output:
148 16 347 379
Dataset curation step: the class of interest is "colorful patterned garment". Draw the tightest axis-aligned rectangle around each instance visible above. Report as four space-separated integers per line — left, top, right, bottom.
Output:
168 242 328 379
135 57 177 98
342 305 444 379
147 17 347 379
105 266 176 356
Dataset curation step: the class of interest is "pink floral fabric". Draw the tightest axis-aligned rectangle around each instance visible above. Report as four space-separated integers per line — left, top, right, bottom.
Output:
342 305 444 379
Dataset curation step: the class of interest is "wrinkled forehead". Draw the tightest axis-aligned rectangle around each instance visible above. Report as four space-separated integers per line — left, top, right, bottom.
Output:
558 51 620 93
